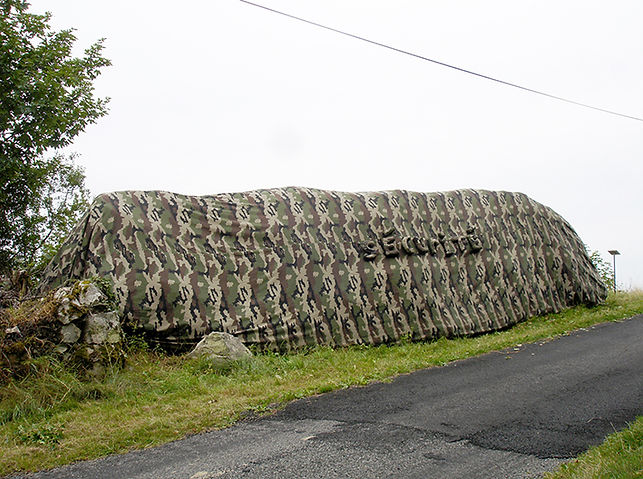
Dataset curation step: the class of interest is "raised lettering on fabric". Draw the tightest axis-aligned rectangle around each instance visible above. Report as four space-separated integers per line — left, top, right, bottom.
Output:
360 225 484 261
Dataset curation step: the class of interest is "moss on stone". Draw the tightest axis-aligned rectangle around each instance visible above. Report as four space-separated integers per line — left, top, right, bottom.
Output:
0 278 125 384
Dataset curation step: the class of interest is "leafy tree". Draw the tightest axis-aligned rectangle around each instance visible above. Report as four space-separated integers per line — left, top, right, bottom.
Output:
587 249 615 292
0 0 110 276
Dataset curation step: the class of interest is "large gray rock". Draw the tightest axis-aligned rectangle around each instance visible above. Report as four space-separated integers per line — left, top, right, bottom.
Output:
54 287 83 324
61 323 81 343
71 281 109 309
55 281 111 325
188 332 251 365
83 312 122 345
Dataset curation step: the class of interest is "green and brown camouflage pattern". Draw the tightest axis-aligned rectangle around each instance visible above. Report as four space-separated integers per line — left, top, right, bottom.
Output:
39 187 607 350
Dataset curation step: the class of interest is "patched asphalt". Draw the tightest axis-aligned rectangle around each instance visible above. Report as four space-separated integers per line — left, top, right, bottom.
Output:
11 314 643 479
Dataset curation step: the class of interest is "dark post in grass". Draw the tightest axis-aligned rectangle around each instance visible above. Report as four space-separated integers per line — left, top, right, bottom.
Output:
608 250 620 293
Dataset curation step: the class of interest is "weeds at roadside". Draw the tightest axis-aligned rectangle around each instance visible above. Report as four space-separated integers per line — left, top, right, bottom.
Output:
544 416 642 479
16 422 65 448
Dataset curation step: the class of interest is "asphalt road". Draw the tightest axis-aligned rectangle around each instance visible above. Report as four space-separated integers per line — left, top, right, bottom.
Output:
14 315 643 479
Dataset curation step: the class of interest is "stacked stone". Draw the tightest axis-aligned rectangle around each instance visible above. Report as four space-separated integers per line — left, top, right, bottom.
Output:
53 280 125 377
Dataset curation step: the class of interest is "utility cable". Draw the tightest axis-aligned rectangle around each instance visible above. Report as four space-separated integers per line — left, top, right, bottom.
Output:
240 0 643 123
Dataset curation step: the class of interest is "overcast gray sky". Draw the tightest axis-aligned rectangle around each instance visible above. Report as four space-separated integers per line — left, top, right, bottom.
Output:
30 0 643 288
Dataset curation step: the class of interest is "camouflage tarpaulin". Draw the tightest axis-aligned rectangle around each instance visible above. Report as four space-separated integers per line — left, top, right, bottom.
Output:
39 188 607 350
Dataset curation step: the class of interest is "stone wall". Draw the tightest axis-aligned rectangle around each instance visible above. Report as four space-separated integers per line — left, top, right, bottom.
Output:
1 279 125 381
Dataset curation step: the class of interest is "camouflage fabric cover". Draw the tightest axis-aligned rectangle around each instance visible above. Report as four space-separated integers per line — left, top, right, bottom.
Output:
39 188 607 351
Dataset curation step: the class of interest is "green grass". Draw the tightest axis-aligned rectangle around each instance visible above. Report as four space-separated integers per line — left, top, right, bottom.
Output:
0 291 641 476
544 416 642 479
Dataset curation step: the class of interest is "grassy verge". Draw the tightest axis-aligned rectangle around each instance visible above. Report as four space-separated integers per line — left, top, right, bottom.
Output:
1 291 642 476
544 415 642 479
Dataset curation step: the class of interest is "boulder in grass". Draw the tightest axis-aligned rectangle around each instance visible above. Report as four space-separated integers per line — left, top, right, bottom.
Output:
188 332 251 366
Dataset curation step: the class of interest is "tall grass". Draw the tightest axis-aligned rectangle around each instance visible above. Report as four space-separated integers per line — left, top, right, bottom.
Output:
544 416 642 479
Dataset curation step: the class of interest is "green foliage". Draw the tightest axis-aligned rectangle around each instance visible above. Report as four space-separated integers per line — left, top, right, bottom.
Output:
124 333 151 354
11 153 90 276
0 354 112 427
588 250 615 291
16 422 64 447
0 0 110 275
88 275 117 307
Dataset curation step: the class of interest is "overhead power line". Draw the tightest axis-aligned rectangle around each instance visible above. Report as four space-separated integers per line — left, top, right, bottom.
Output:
240 0 643 123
